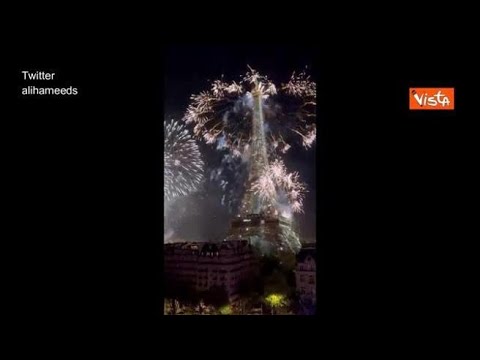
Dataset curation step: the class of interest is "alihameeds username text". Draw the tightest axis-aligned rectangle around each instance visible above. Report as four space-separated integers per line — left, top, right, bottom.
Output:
21 71 78 96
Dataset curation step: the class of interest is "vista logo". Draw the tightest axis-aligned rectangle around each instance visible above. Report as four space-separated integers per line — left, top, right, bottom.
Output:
409 88 454 110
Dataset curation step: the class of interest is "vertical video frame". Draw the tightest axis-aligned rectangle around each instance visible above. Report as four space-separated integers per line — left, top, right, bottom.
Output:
164 45 317 315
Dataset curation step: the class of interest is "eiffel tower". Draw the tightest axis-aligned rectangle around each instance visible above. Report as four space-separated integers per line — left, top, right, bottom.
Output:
227 79 301 256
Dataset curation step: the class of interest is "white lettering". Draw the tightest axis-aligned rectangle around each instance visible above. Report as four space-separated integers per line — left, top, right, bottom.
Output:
21 71 56 80
413 93 424 106
427 97 437 106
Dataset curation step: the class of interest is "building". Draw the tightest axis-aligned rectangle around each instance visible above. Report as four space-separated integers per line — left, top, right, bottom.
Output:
164 240 258 301
295 244 316 310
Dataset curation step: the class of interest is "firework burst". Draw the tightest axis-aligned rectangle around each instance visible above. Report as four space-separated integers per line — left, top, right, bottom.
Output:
164 119 204 202
184 67 316 157
252 159 307 214
184 66 315 215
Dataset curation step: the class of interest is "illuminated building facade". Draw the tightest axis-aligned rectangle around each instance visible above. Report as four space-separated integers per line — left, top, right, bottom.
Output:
164 240 258 301
295 244 316 314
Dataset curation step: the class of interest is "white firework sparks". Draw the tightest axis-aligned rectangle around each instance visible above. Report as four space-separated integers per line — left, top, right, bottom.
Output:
183 67 315 217
252 159 307 213
183 66 316 157
164 119 204 202
282 70 317 99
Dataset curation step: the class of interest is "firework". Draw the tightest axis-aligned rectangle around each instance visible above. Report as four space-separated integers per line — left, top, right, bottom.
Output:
184 67 316 157
252 159 307 213
184 67 315 217
164 119 204 202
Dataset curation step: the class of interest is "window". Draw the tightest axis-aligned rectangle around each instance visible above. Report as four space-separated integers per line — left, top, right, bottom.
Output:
308 275 314 285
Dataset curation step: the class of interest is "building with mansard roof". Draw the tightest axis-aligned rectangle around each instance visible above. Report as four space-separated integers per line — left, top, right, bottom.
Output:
164 240 258 301
295 244 316 312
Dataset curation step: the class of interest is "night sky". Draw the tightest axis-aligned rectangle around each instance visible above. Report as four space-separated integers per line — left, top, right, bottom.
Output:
164 44 318 244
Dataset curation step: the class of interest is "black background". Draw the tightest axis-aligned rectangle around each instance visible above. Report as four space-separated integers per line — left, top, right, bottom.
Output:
9 23 477 335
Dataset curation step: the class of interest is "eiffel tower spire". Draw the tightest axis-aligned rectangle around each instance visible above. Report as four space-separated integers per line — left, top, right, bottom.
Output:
239 79 275 216
227 77 301 256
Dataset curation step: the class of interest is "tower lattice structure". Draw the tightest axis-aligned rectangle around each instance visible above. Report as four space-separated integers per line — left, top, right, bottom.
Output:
239 80 275 217
228 80 301 256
